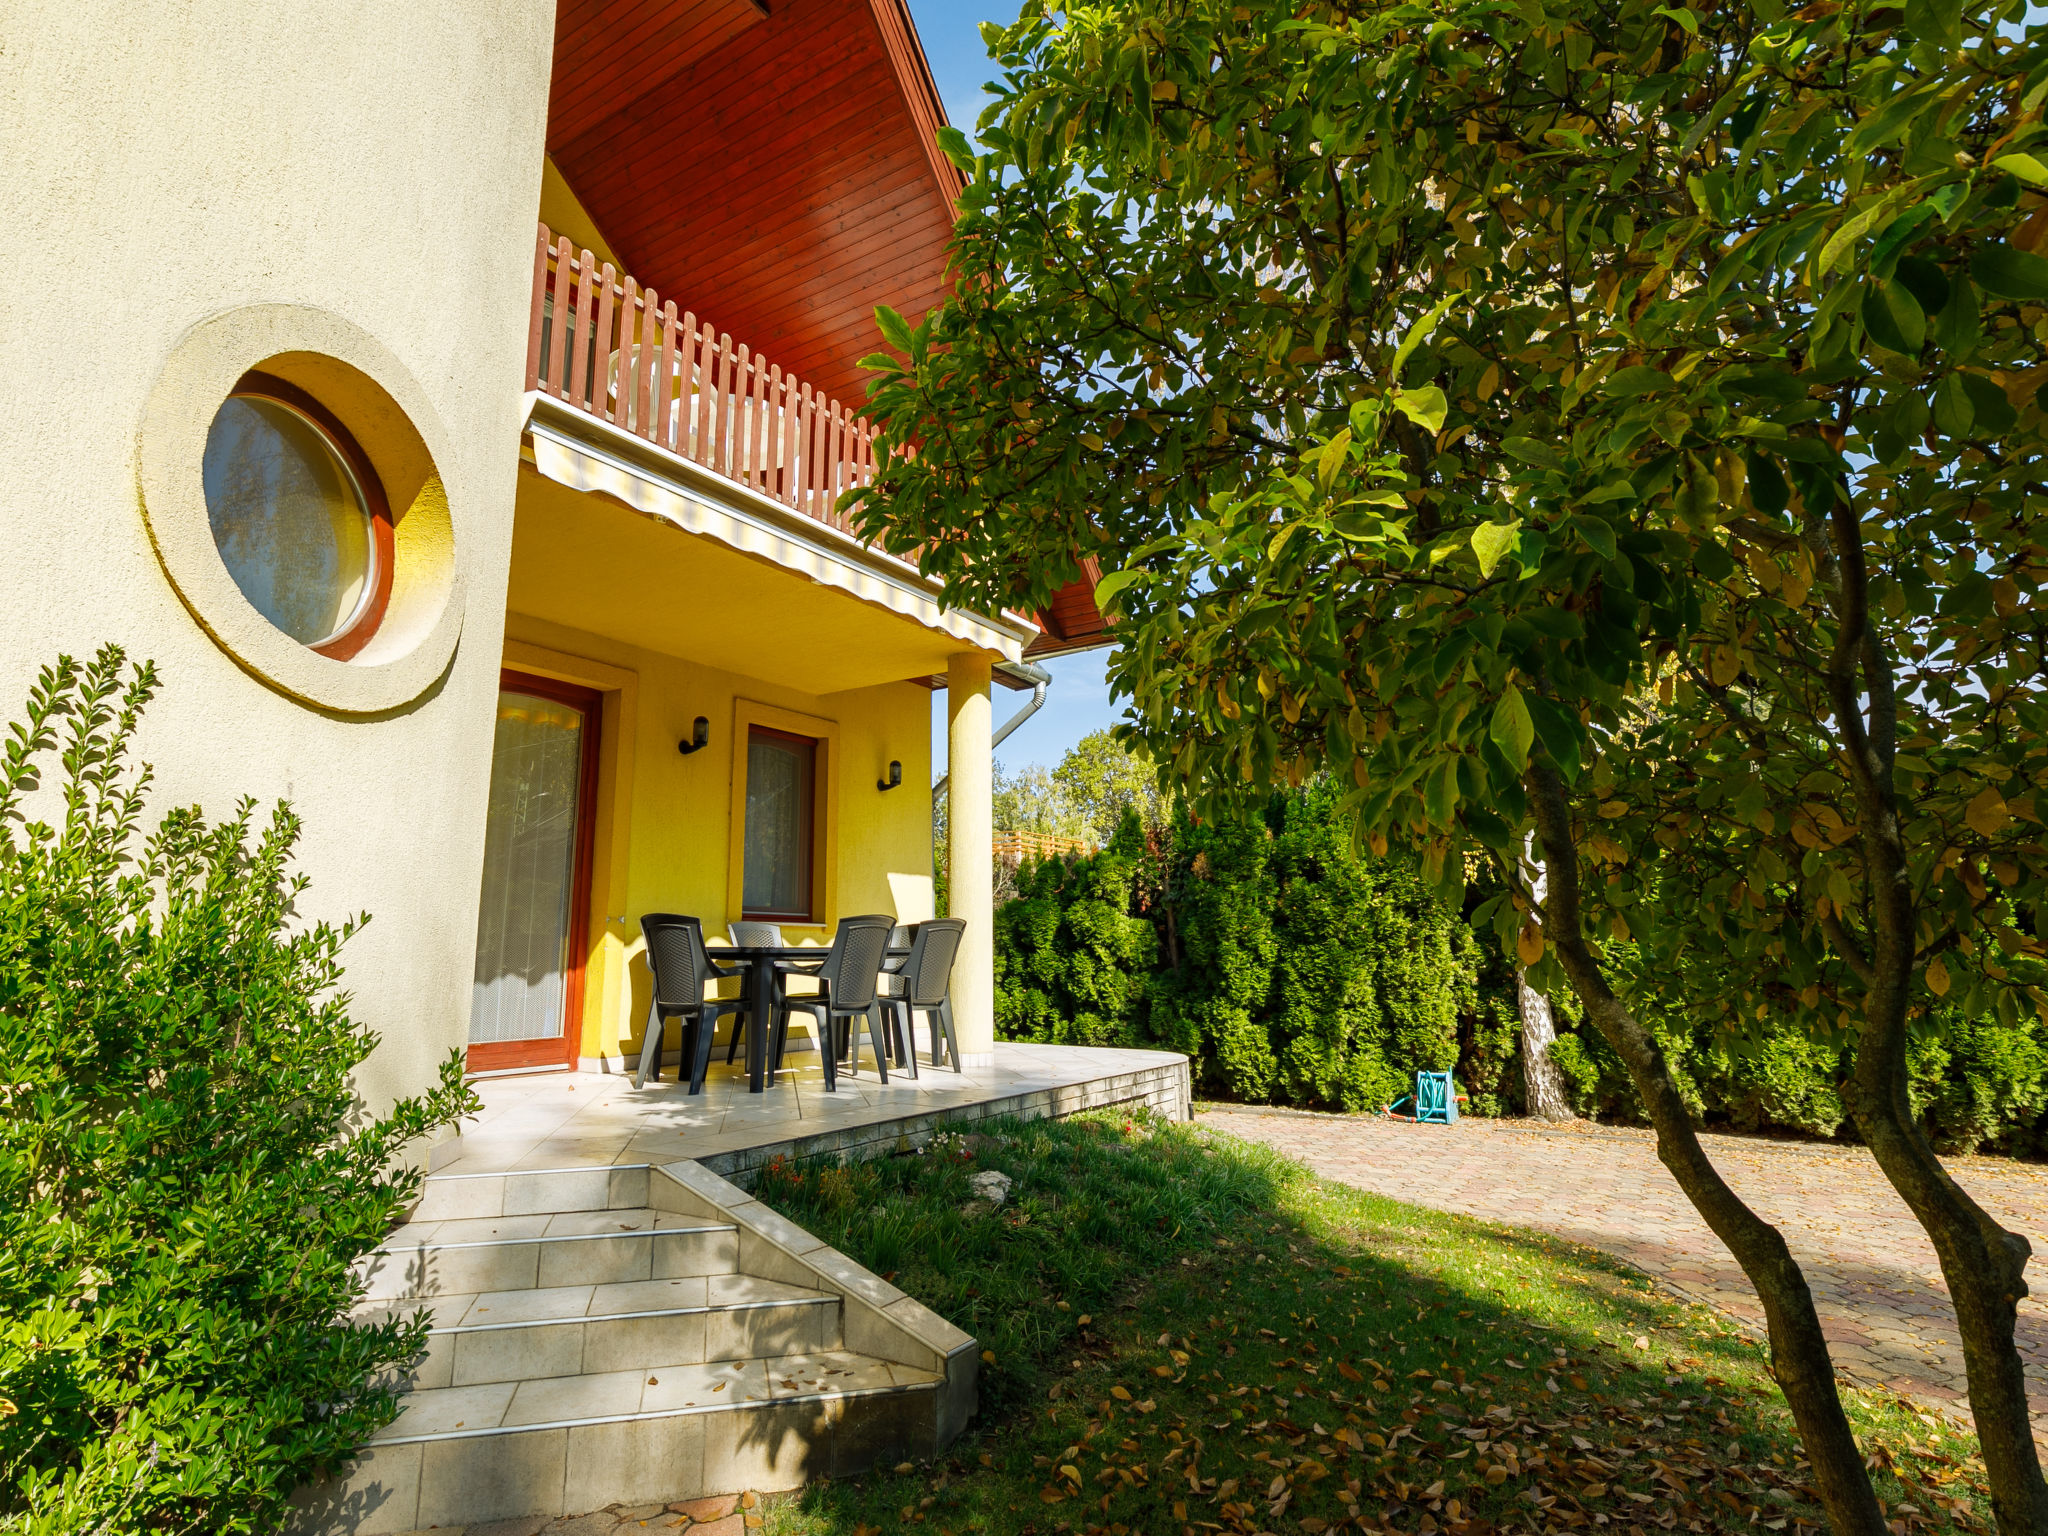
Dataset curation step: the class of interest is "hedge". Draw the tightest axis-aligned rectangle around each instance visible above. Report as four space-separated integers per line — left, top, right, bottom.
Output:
992 778 2048 1156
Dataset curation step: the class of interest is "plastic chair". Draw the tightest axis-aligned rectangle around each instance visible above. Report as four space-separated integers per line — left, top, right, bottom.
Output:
876 924 915 1066
879 918 965 1073
772 914 895 1090
723 921 784 1064
634 914 750 1093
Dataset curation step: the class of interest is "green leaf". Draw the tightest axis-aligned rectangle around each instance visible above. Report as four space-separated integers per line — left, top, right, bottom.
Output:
1936 275 1983 354
1905 0 1961 48
1470 520 1521 578
874 304 914 352
936 125 978 174
1502 437 1562 467
1603 366 1674 397
1893 255 1951 318
1861 278 1926 355
1817 202 1886 273
1960 372 2018 435
1652 5 1699 33
1971 245 2048 300
1423 757 1458 825
1092 568 1144 614
1525 695 1583 781
1996 154 2048 186
1870 204 1940 274
1490 686 1535 771
1567 514 1618 561
1390 294 1459 382
1392 386 1448 434
1745 452 1790 516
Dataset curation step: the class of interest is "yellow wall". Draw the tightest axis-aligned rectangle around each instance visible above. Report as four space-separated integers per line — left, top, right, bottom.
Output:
501 611 936 1067
1 0 555 1120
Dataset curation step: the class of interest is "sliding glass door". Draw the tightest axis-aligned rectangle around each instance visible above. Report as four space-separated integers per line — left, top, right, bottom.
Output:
468 671 601 1072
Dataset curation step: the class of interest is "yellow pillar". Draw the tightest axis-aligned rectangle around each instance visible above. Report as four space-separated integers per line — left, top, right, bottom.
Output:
946 651 995 1065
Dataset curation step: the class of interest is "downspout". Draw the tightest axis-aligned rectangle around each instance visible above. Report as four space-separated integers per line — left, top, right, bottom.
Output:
933 660 1050 799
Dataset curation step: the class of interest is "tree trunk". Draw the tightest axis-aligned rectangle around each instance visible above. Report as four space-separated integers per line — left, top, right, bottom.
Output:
1527 762 1886 1536
1517 976 1576 1121
1816 496 2048 1536
1517 841 1576 1121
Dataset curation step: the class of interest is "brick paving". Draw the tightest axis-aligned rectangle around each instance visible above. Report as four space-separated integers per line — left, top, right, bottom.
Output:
1198 1105 2048 1437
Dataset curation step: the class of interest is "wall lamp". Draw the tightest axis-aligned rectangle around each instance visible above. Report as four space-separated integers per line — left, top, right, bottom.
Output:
877 760 902 791
677 716 710 755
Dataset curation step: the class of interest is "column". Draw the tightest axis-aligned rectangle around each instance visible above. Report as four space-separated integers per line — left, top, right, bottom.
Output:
946 650 995 1066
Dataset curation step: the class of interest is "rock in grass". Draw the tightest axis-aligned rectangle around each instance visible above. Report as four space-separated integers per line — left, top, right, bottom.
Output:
970 1169 1014 1205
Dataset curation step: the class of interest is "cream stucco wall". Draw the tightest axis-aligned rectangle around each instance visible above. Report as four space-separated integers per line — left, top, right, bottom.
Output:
0 1 557 1114
500 613 936 1069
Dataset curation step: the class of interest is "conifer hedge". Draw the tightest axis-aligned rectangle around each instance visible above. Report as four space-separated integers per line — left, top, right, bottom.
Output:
994 781 2048 1157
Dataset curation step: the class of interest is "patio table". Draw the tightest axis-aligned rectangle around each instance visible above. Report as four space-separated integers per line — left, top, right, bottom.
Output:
705 943 910 1093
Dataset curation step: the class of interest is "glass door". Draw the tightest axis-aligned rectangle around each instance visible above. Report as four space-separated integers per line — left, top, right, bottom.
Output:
468 670 601 1072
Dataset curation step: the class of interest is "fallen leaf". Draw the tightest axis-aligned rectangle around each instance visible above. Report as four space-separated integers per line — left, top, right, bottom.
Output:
1111 1385 1133 1401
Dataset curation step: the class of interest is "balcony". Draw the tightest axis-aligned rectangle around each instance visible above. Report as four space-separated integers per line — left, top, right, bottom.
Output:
524 223 879 539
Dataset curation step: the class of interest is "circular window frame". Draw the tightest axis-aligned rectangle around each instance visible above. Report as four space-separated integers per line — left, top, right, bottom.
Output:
214 370 398 661
139 304 466 716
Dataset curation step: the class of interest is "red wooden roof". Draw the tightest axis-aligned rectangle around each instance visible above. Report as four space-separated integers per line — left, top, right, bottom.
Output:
548 0 962 414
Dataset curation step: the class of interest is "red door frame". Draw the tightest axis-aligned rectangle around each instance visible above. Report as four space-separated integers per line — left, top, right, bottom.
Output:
467 669 604 1075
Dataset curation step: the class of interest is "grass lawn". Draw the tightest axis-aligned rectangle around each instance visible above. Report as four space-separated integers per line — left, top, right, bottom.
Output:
749 1108 1990 1536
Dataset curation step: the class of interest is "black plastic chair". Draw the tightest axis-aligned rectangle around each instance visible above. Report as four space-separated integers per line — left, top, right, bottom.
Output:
879 918 965 1072
876 924 915 1067
772 914 896 1090
634 914 749 1093
723 921 785 1065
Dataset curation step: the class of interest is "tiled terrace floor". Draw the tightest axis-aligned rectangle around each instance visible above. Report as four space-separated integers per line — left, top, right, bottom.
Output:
1201 1106 2048 1439
440 1041 1189 1185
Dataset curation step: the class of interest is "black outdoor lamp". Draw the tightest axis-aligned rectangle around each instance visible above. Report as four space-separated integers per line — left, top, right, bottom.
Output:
878 760 902 791
677 716 710 755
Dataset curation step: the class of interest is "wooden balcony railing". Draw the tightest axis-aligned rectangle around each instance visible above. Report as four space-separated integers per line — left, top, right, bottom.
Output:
524 224 878 536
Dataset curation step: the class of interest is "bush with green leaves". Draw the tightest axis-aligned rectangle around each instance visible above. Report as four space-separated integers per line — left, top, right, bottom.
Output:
1000 780 1474 1109
994 814 1156 1047
0 648 474 1534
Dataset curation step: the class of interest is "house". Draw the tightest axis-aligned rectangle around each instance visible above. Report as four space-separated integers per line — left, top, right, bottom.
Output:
8 0 1174 1525
5 0 1118 1100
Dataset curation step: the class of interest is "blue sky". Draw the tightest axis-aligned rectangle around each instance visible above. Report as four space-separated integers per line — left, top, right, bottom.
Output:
908 0 1128 777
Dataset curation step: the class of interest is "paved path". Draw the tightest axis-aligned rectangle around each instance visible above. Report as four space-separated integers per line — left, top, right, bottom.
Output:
1197 1106 2048 1437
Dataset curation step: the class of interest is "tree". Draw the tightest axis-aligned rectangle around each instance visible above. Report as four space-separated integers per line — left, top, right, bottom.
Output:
1053 729 1170 846
993 761 1090 843
1516 847 1576 1122
855 0 2048 1526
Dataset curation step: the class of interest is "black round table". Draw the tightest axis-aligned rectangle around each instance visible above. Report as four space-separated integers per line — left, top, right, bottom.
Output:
704 944 909 1092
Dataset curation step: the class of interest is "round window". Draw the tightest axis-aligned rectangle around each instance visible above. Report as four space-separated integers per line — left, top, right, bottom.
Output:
201 373 393 658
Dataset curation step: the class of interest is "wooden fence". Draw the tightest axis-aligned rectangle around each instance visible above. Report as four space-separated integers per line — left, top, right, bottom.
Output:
525 224 879 536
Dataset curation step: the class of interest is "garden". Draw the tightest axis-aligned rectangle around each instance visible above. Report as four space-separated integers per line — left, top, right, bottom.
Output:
748 1109 1991 1535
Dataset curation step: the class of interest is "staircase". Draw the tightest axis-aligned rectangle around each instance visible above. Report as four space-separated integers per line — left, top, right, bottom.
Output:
296 1161 976 1534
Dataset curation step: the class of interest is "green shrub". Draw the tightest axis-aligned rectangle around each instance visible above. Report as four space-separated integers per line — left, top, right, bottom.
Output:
990 754 2048 1155
1001 780 1473 1110
0 649 474 1534
1910 1016 2048 1156
995 814 1155 1048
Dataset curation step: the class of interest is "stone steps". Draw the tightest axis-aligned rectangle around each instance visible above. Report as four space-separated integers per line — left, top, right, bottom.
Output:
299 1160 972 1534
